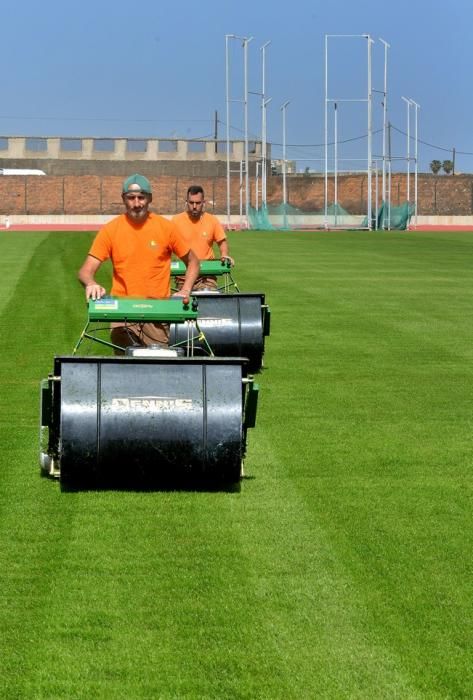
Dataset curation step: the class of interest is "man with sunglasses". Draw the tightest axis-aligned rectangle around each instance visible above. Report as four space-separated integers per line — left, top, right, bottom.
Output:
78 174 199 350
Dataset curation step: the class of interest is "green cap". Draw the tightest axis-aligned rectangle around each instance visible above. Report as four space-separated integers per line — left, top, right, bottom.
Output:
122 173 152 195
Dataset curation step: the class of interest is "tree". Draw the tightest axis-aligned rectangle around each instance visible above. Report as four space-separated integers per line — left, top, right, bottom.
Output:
442 160 454 175
430 160 442 175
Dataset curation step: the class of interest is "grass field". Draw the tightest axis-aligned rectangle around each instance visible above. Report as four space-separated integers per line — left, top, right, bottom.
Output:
0 229 472 698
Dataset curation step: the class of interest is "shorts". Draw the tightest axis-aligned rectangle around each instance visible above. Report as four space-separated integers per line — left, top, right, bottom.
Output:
110 321 169 354
175 275 218 291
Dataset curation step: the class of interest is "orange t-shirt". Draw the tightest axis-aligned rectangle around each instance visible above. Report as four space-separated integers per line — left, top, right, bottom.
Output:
172 211 226 260
89 213 190 298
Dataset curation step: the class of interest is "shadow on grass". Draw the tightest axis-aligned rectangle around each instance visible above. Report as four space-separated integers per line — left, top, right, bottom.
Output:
57 472 243 494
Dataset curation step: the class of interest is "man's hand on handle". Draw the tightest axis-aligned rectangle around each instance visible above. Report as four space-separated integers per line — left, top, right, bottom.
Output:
85 283 106 301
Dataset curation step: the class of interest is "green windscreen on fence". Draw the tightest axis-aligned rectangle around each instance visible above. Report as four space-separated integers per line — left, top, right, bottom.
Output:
249 201 412 231
248 203 365 231
378 201 413 230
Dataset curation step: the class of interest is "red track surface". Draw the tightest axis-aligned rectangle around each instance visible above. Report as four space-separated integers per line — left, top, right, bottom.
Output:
4 223 473 232
2 224 99 231
409 225 473 231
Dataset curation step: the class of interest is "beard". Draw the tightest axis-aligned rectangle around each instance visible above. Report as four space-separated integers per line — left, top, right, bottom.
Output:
127 207 148 222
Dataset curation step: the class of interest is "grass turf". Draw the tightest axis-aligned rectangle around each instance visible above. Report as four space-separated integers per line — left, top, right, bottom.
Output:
0 229 472 698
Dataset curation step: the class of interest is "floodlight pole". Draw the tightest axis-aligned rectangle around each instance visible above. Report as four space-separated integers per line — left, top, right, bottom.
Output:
387 120 392 230
374 160 379 230
410 99 420 227
281 100 291 229
334 102 338 227
401 96 411 205
225 34 232 228
324 34 328 229
243 36 253 228
225 33 252 229
366 34 373 231
325 34 374 231
262 97 272 205
261 41 271 208
239 160 243 228
379 38 390 222
255 161 260 210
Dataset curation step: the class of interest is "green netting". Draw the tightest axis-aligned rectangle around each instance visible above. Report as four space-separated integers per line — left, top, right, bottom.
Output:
248 203 365 231
362 202 413 230
248 201 413 231
248 204 275 230
379 201 413 230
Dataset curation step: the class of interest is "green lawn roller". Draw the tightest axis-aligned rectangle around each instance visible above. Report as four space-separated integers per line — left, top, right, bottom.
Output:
170 260 270 373
39 296 259 489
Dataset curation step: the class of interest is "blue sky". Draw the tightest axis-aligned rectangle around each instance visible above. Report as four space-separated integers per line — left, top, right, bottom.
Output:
2 1 471 172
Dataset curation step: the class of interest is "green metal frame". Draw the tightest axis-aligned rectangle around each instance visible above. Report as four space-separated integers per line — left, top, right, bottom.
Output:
170 260 240 293
72 297 213 357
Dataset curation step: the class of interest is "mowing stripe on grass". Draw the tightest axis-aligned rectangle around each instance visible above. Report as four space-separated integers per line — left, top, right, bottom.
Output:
0 231 50 315
0 230 472 698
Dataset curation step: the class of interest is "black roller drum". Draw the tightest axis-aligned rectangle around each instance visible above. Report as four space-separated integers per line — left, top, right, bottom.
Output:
53 356 249 487
169 293 269 373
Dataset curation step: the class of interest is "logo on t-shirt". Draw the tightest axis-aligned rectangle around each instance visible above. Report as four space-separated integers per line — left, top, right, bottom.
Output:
202 231 208 238
149 240 157 248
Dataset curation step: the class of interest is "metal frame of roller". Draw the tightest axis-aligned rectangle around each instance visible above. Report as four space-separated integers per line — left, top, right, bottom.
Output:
39 297 259 488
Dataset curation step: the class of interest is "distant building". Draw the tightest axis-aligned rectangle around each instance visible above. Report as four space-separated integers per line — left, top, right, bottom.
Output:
271 159 297 175
0 135 269 178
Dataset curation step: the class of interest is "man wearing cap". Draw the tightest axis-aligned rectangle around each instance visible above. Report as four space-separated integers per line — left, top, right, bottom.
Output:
172 184 234 291
78 173 200 350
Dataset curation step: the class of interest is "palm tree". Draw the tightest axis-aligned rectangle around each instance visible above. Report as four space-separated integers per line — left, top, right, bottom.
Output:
430 160 442 175
442 160 454 175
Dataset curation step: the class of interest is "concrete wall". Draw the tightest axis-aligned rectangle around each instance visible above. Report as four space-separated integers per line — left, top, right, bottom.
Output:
0 158 235 177
0 136 263 177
